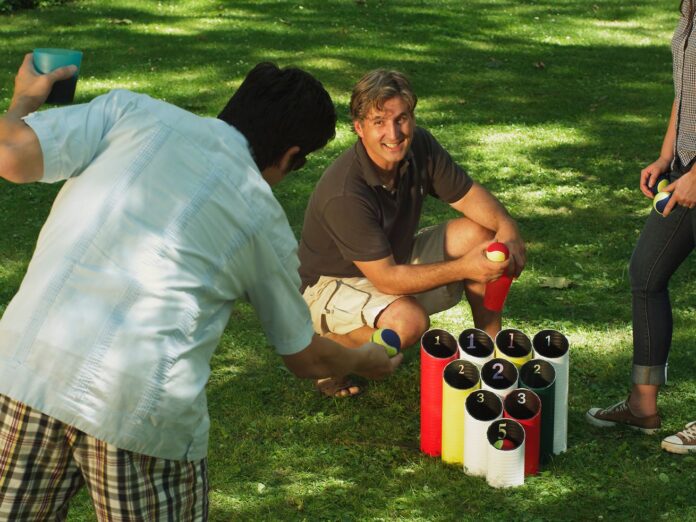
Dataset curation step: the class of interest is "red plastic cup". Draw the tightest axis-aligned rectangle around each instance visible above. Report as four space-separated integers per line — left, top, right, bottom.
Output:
484 274 513 312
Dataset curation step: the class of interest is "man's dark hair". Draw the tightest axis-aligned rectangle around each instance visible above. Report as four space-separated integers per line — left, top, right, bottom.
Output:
218 62 336 172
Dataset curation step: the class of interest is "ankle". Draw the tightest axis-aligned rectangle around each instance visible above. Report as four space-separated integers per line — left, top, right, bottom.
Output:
627 396 658 417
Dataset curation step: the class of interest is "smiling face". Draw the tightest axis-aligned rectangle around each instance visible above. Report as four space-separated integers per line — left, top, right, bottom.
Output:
353 95 414 173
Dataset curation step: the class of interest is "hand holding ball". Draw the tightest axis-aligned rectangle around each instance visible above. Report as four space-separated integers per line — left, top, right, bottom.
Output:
371 328 401 357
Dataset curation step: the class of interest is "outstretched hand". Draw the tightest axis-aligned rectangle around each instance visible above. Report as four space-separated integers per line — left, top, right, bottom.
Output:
11 53 77 113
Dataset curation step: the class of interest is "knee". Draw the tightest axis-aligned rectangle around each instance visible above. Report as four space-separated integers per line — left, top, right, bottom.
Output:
376 297 430 348
445 218 495 259
629 254 666 295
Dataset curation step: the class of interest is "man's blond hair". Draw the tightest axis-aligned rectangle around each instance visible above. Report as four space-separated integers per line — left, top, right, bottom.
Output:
349 69 417 122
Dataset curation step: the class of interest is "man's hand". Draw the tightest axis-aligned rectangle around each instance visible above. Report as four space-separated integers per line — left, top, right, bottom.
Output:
499 237 525 278
352 342 403 380
640 156 672 199
10 53 77 114
661 169 696 217
453 241 510 284
495 224 526 278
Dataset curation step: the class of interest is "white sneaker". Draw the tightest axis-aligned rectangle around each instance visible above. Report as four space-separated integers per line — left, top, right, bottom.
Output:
661 421 696 454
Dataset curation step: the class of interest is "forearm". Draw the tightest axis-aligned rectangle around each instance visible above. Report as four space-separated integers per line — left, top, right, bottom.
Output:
1 53 78 184
0 97 44 184
282 335 392 380
365 260 464 295
659 100 677 163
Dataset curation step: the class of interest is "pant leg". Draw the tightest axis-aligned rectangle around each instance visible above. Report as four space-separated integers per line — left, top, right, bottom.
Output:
0 394 85 522
70 431 209 522
629 205 695 384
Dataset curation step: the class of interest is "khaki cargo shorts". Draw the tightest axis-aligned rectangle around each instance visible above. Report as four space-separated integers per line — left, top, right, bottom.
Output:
302 222 465 335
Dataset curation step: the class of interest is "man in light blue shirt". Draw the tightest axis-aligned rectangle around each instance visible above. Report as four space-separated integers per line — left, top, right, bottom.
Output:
0 54 401 520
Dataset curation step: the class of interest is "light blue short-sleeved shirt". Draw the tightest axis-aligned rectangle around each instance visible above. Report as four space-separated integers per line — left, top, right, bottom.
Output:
0 90 314 461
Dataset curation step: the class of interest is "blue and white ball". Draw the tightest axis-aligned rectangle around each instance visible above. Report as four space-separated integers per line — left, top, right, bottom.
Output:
653 191 671 216
371 328 401 357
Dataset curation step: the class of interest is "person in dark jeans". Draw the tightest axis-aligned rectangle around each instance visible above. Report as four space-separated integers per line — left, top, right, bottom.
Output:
586 0 696 454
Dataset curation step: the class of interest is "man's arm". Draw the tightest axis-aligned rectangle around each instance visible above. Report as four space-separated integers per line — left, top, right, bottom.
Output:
354 244 507 295
0 53 76 184
354 181 525 295
282 334 402 380
449 181 526 277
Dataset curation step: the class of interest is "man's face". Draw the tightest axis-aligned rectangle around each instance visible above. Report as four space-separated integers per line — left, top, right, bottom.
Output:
354 95 414 173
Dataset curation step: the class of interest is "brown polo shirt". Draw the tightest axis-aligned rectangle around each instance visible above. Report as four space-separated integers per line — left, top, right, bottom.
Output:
298 126 473 291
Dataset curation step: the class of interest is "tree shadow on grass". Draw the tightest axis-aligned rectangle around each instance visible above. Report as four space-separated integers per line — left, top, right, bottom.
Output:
1 0 693 519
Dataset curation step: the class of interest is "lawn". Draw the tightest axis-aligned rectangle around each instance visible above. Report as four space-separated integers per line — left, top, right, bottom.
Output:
1 0 695 520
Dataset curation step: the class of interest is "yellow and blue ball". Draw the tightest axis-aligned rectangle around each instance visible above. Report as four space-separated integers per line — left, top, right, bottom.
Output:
653 191 671 216
650 173 670 197
371 328 401 357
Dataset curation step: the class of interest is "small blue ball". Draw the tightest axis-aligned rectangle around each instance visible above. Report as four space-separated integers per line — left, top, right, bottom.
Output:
371 328 401 357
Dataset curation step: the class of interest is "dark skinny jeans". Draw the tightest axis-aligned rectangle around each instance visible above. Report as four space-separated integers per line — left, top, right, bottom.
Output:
630 163 695 385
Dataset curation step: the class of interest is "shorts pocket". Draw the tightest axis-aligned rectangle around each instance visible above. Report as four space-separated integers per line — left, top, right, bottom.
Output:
322 281 371 334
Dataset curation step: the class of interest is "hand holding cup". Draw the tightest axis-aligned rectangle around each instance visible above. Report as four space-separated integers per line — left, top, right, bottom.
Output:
32 48 83 105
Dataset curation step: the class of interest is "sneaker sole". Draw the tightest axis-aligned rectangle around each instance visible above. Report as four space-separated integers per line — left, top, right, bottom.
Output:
661 440 696 454
585 411 659 435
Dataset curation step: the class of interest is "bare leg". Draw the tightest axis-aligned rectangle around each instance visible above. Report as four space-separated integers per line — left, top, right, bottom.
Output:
322 297 429 352
628 384 659 416
376 296 430 348
444 217 500 337
464 282 501 339
325 326 375 348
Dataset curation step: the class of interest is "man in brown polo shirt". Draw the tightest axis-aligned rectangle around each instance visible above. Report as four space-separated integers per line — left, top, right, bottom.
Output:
298 69 525 397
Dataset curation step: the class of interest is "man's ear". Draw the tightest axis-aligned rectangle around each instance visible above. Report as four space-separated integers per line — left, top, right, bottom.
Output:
353 120 364 138
276 145 301 173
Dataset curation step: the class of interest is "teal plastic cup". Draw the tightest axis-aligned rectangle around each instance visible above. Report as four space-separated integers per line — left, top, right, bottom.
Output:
33 48 83 104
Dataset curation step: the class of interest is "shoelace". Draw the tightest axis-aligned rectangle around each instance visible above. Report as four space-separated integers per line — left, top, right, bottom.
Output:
602 400 629 415
678 421 696 443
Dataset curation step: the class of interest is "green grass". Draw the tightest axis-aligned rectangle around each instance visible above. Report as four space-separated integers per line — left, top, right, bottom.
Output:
2 0 696 520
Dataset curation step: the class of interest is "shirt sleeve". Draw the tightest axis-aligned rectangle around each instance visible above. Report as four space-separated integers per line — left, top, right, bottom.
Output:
420 128 473 203
240 223 315 356
23 90 139 184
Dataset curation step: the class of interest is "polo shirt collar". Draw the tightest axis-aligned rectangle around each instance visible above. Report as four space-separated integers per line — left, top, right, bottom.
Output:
355 138 412 187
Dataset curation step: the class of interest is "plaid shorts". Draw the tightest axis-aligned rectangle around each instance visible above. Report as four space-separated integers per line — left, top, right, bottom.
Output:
0 393 208 521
